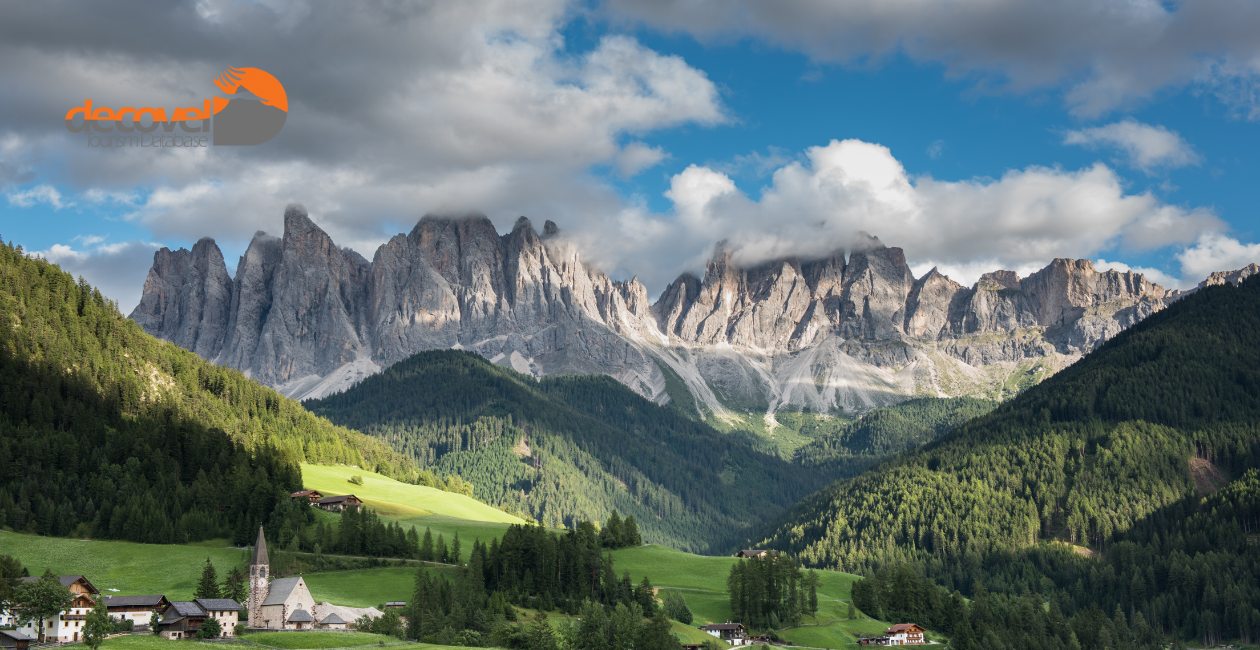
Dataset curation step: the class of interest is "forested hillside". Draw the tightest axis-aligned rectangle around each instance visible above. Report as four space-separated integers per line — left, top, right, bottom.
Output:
0 239 413 546
305 350 839 553
792 397 996 466
760 276 1260 646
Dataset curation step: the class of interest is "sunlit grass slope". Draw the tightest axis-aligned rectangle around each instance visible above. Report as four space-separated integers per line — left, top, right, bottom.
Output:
301 463 523 524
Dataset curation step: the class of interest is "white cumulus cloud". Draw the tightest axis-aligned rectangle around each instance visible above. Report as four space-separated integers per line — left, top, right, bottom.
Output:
1064 119 1201 173
576 138 1226 292
33 239 164 313
7 184 69 209
1176 233 1260 283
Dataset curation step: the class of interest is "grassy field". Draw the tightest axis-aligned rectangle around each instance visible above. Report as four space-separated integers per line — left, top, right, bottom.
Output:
302 463 530 563
301 464 522 524
243 631 393 648
0 531 250 598
611 544 884 649
101 636 472 650
301 566 447 609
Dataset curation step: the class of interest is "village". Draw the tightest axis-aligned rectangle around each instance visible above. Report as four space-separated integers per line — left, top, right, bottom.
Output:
0 492 930 649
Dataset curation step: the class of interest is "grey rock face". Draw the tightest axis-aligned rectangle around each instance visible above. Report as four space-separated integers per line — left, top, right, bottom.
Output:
129 205 1246 416
130 237 233 359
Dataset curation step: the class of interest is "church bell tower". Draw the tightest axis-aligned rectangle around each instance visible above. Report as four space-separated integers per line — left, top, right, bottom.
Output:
247 526 270 628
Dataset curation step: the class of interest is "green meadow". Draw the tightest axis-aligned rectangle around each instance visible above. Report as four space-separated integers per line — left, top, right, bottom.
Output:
2 463 895 649
611 544 886 649
102 636 468 650
242 631 394 648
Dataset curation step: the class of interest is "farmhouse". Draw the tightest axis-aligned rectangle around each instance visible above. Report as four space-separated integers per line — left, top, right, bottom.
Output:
735 550 777 559
885 623 925 645
8 575 99 642
290 490 323 504
315 495 362 512
699 622 750 646
157 601 208 640
104 595 171 629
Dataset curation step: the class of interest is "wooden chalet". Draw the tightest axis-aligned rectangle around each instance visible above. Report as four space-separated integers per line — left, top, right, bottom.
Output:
699 622 750 646
290 490 323 504
315 494 362 512
158 602 208 640
736 549 778 559
0 631 35 650
104 595 171 629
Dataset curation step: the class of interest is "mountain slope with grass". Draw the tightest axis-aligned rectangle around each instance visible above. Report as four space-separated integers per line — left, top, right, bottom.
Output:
0 239 414 546
305 349 845 553
758 275 1260 645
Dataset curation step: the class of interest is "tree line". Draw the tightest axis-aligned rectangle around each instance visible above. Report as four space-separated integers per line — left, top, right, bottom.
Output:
0 239 415 548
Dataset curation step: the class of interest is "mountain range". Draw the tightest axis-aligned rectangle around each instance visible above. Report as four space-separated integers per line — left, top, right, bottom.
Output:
130 204 1257 421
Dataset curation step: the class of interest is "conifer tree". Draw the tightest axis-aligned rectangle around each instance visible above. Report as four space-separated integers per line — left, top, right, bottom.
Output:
194 558 220 599
450 531 461 565
419 527 434 562
435 533 448 564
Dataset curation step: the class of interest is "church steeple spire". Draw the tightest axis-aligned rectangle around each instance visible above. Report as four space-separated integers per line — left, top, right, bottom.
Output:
248 526 270 628
251 526 269 567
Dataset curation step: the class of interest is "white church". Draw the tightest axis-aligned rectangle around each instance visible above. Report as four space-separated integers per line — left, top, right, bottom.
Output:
247 527 377 630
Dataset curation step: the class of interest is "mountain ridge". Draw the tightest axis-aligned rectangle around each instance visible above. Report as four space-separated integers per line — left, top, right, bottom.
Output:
131 204 1255 419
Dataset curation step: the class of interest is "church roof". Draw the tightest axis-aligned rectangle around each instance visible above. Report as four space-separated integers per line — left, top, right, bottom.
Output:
319 613 345 625
262 577 305 606
251 526 269 567
287 609 313 623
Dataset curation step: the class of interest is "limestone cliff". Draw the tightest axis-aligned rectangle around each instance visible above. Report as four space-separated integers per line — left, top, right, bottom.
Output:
130 204 1234 416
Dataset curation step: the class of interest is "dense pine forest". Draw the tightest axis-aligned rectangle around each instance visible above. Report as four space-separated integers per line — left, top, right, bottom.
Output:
793 396 996 466
0 239 414 546
305 350 842 553
404 521 679 649
761 277 1260 646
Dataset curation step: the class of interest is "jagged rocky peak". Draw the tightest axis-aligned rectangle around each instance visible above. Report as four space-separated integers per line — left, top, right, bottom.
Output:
1200 263 1260 288
130 236 232 359
131 204 1259 414
978 270 1021 291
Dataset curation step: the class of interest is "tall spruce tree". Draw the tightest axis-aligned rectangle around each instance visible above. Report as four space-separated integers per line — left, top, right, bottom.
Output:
194 558 220 599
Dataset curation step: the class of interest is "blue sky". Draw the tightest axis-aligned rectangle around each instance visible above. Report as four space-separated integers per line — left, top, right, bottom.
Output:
3 0 1260 312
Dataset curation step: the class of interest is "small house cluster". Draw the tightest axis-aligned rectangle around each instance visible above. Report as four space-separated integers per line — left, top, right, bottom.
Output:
290 490 363 513
0 527 371 643
859 623 927 645
0 575 244 643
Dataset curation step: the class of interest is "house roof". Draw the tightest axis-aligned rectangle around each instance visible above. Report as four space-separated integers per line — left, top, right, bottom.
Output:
169 601 208 618
20 575 98 594
1 631 36 641
319 613 345 625
262 577 305 606
252 526 269 567
699 623 744 631
194 598 243 612
384 601 406 607
288 609 314 623
316 495 358 504
886 624 923 634
290 490 320 497
105 595 169 608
